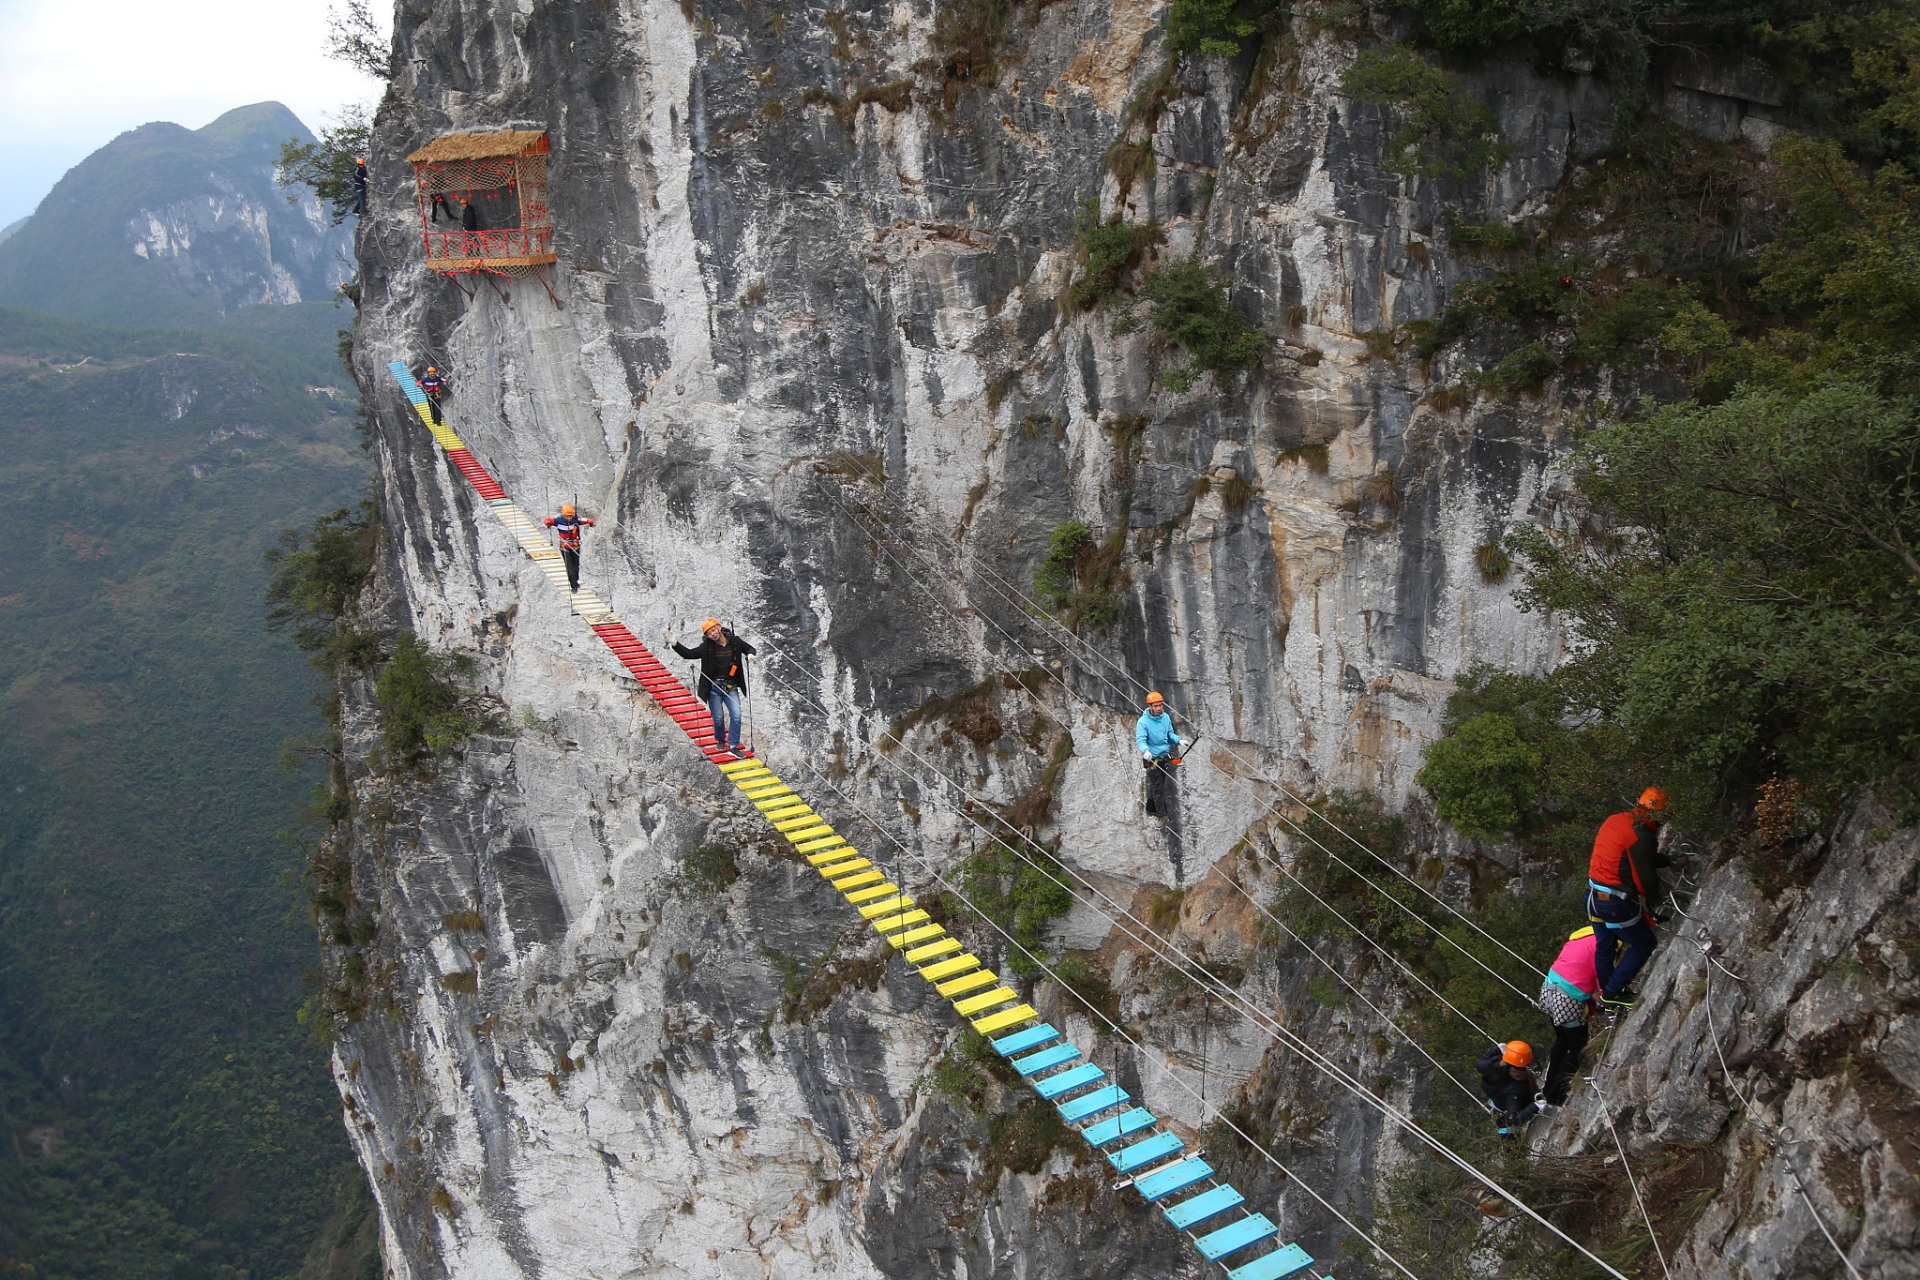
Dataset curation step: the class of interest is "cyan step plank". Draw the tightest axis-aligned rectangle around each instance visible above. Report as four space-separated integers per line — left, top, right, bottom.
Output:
1226 1244 1315 1280
1031 1062 1104 1100
990 1023 1059 1057
1110 1131 1183 1173
1080 1108 1155 1148
1135 1157 1213 1202
1163 1184 1244 1229
1056 1084 1128 1122
1011 1043 1080 1076
1197 1215 1278 1261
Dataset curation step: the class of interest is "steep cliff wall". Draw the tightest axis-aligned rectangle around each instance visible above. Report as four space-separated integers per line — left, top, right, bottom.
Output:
324 3 1916 1278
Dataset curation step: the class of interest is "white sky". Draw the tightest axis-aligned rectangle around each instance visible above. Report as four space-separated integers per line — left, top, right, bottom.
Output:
0 0 389 227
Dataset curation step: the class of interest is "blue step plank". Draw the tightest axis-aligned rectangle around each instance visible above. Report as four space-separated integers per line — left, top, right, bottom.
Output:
1197 1215 1278 1261
1032 1063 1105 1099
1011 1042 1081 1076
1080 1108 1156 1148
1135 1157 1213 1201
1056 1085 1129 1122
1109 1131 1184 1173
991 1023 1060 1057
1227 1244 1316 1280
1164 1184 1245 1229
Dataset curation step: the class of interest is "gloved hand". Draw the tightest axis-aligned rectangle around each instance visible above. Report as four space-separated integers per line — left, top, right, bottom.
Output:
1142 754 1154 769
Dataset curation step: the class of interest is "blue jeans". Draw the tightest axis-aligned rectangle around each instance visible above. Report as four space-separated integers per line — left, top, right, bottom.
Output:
1586 888 1656 994
705 684 742 749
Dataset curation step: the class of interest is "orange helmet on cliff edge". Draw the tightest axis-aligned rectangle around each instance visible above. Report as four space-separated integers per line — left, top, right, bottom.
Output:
1637 787 1669 814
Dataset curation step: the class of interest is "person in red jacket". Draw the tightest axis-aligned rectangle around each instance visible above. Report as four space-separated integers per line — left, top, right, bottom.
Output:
418 366 448 425
1585 787 1671 1009
1536 926 1610 1104
544 503 594 592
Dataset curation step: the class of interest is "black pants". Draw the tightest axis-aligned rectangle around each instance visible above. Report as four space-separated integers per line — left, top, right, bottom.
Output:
431 195 450 221
354 185 367 214
1544 1022 1589 1106
1146 759 1175 816
426 395 443 424
560 547 580 591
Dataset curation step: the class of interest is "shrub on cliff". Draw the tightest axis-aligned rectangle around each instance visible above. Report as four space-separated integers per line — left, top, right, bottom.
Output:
373 633 494 768
1140 260 1268 391
1341 48 1510 180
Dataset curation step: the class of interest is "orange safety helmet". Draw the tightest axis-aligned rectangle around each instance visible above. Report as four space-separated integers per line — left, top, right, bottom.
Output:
702 617 722 633
561 503 576 516
426 365 436 374
1502 1041 1533 1068
1637 787 1669 813
1145 691 1165 706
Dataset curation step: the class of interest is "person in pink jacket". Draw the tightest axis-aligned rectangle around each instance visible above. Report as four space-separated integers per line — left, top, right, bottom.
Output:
1536 926 1611 1105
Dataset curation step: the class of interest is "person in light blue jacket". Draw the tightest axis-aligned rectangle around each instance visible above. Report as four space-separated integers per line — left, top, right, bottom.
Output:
1135 691 1188 818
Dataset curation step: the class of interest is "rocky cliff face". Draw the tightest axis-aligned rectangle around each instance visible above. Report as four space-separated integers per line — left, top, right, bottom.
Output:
329 3 1915 1277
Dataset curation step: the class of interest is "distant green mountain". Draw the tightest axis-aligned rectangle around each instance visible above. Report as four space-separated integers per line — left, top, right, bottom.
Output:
0 104 353 327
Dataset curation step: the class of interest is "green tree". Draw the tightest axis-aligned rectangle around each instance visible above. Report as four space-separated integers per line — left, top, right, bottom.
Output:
1141 260 1268 391
1418 712 1541 839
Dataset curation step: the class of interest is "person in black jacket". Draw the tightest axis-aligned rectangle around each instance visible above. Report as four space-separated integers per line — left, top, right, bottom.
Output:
353 156 368 215
1476 1041 1541 1135
672 618 756 757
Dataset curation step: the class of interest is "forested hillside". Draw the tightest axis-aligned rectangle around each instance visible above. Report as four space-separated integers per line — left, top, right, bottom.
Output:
0 300 373 1278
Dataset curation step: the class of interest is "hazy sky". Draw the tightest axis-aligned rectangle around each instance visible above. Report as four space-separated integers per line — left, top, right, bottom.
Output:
0 0 388 227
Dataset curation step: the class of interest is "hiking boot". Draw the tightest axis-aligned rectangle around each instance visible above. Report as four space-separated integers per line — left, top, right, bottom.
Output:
733 746 753 758
1599 988 1639 1011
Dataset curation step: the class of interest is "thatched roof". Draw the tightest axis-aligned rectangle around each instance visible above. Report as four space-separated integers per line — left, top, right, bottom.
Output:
407 129 548 163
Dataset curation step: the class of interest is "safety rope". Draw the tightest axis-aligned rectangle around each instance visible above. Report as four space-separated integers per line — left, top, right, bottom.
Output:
1586 1072 1674 1280
763 747 1390 1280
822 480 1549 998
749 655 1631 1280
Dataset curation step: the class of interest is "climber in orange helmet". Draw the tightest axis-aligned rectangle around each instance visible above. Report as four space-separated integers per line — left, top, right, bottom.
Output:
1135 691 1189 821
543 502 594 593
671 617 756 759
1475 1040 1540 1135
1584 787 1673 1011
418 365 448 425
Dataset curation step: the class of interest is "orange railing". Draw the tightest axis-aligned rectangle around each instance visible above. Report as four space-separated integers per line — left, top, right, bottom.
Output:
424 226 554 262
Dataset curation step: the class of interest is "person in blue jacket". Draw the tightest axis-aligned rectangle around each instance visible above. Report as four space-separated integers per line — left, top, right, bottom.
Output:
1135 691 1189 819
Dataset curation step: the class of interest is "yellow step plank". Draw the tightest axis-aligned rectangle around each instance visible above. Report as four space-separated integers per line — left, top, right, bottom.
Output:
858 896 913 919
755 796 808 812
742 785 792 802
796 835 847 853
784 824 836 845
774 813 823 832
717 759 762 775
821 858 872 880
892 924 946 948
831 869 884 891
905 936 962 964
844 882 900 905
954 987 1018 1017
735 775 782 792
919 954 981 981
936 969 1000 998
763 804 812 822
872 910 931 934
809 848 861 868
971 1004 1038 1036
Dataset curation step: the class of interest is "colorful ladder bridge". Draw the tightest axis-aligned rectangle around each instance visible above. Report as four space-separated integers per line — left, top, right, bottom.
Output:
385 362 1330 1280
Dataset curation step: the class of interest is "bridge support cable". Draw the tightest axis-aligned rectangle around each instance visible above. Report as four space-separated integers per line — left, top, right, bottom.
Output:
833 479 1551 990
382 364 1339 1280
821 482 1547 997
743 655 1631 1280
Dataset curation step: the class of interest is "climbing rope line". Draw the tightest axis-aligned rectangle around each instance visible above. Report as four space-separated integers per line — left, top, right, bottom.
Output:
1698 947 1865 1280
759 743 1416 1280
748 656 1631 1280
1586 1073 1674 1280
822 482 1542 1007
830 477 1550 985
